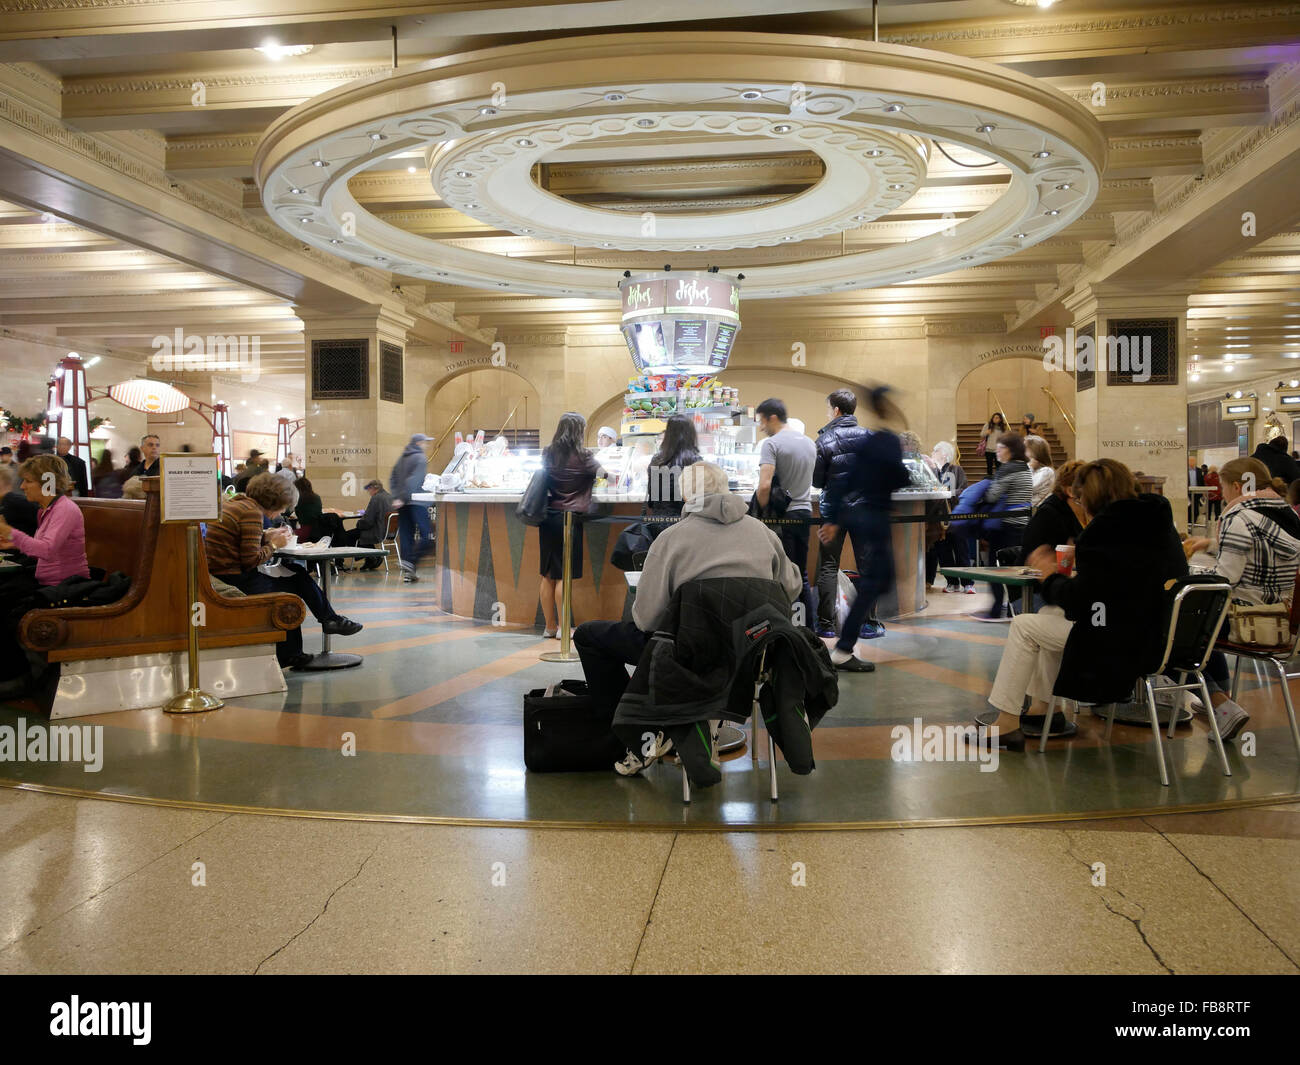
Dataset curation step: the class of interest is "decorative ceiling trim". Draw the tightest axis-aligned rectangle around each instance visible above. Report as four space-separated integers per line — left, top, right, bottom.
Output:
257 32 1106 301
62 66 393 95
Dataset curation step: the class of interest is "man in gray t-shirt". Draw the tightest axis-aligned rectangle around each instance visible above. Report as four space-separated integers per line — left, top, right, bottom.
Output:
755 398 818 629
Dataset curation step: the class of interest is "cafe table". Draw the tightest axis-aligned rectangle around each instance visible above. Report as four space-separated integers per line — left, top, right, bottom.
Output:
938 565 1042 616
273 544 387 670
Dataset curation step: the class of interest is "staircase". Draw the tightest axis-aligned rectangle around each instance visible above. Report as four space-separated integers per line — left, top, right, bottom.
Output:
954 423 1069 484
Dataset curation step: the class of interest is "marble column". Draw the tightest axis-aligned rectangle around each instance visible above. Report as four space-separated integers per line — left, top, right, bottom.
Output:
295 304 416 510
1063 282 1191 531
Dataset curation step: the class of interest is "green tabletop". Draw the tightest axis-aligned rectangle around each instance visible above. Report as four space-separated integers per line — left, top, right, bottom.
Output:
940 566 1042 586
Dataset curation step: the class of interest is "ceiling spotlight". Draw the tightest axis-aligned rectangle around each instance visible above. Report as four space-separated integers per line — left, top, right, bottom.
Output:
465 202 479 209
708 266 720 273
289 187 304 195
976 123 996 134
1033 150 1052 159
256 41 313 60
519 228 531 234
960 255 975 261
736 273 745 280
635 118 656 127
479 106 498 116
782 235 796 241
407 166 417 173
866 149 883 157
516 138 535 147
375 255 387 262
853 214 866 221
623 270 632 278
298 216 311 223
888 183 905 190
498 282 509 287
455 170 473 178
694 244 704 249
740 90 762 100
884 103 904 113
1015 232 1027 239
311 159 328 168
1055 183 1072 190
1234 390 1243 398
329 238 342 245
604 92 626 102
368 132 386 142
1046 209 1061 216
772 124 793 133
601 242 613 247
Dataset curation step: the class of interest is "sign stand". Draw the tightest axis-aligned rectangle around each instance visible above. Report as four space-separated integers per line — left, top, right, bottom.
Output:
540 510 581 663
159 453 224 714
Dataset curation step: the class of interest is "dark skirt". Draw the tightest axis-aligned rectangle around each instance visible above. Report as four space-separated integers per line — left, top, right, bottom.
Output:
539 510 584 580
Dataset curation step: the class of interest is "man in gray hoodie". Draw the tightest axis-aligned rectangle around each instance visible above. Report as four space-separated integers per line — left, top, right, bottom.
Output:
574 463 802 755
389 434 432 582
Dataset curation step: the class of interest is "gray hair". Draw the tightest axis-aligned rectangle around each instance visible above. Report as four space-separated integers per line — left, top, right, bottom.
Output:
0 464 13 491
680 462 729 501
932 441 956 467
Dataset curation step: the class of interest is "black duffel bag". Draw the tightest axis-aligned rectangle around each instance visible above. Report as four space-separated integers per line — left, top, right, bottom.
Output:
611 521 654 571
524 679 625 772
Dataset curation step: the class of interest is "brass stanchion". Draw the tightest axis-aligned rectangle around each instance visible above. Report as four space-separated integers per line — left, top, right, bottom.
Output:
164 524 224 714
540 510 581 663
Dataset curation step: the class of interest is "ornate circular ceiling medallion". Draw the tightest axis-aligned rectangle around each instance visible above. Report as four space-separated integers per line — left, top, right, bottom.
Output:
255 32 1106 300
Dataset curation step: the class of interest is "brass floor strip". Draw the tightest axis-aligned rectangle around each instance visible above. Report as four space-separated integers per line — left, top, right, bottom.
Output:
1 777 1294 834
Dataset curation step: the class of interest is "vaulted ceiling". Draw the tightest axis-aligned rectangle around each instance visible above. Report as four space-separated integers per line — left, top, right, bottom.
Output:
0 0 1296 388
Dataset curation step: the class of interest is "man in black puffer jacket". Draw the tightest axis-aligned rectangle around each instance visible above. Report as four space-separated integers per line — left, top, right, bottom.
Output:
1251 435 1300 488
812 388 874 638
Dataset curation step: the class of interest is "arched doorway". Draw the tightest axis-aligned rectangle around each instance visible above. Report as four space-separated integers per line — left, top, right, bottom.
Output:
954 357 1075 477
425 368 540 471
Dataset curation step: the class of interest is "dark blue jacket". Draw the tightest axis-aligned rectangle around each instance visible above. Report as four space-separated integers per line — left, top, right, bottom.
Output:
812 415 871 519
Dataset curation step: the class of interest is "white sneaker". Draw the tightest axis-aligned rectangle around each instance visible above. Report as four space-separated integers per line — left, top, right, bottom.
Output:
614 732 673 776
1210 700 1249 741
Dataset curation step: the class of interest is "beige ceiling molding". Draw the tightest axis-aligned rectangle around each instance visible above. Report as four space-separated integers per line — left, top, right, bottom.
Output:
62 66 392 96
924 318 1009 336
257 32 1106 301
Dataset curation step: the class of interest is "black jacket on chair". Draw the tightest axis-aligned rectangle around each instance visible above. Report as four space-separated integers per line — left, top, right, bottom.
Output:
1041 493 1188 704
613 577 839 785
1021 492 1083 559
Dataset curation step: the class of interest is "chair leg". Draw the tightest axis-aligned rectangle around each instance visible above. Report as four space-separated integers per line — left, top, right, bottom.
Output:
1039 694 1056 754
1167 672 1186 739
1230 655 1242 700
1271 658 1300 760
1144 678 1170 787
682 758 690 805
768 732 778 803
1200 673 1231 777
751 685 761 767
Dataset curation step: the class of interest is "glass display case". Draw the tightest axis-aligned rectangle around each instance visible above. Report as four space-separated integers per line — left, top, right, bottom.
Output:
436 443 543 492
899 454 946 493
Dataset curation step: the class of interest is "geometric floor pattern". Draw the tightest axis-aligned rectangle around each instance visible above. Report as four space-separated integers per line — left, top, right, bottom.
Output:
2 563 1298 828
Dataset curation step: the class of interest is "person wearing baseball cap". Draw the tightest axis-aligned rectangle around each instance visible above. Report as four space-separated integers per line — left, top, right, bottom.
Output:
333 478 394 569
389 434 433 581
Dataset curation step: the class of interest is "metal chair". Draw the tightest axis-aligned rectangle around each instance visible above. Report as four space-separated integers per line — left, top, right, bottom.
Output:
680 646 778 804
1095 578 1233 786
379 510 401 573
1214 569 1300 763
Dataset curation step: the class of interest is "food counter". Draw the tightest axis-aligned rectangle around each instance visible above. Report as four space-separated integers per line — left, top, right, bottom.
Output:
417 476 948 628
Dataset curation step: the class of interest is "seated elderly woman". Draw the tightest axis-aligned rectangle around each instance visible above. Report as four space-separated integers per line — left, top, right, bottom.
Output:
981 459 1187 750
203 472 361 670
1182 456 1300 740
574 461 802 775
0 454 91 690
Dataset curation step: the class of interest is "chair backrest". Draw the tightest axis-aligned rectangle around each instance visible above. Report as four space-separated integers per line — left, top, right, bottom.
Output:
383 510 400 542
1157 578 1233 674
75 496 149 580
1288 568 1300 634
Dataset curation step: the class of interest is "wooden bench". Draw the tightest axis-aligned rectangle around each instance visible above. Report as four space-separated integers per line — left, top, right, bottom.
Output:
19 479 306 718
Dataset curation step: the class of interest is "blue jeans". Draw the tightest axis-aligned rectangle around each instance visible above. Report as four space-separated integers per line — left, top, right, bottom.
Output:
398 502 432 571
836 508 894 654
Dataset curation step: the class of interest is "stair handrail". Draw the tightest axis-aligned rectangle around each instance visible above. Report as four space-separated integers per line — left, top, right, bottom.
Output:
988 390 1010 432
1039 386 1076 435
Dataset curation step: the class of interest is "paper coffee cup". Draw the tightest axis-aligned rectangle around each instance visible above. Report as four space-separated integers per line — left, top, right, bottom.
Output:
1055 544 1071 574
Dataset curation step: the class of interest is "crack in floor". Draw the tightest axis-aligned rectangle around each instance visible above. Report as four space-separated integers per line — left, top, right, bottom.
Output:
1060 829 1174 974
629 832 677 975
1140 817 1300 970
253 844 379 975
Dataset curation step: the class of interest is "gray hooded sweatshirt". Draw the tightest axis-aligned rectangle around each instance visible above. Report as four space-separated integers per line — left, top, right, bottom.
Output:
632 492 803 632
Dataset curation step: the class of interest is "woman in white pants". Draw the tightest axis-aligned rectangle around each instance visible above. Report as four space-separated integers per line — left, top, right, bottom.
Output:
982 459 1189 750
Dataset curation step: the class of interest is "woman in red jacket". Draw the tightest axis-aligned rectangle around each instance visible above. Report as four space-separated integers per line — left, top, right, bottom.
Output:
1205 465 1222 521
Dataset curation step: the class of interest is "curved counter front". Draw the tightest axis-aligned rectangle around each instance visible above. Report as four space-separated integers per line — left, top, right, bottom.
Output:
417 489 948 627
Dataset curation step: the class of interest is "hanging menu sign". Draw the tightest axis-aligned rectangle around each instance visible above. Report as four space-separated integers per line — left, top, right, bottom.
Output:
160 452 221 524
620 278 667 320
673 320 708 366
709 322 737 368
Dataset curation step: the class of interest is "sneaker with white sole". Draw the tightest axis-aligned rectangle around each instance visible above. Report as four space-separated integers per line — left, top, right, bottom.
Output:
613 732 673 776
1209 700 1249 741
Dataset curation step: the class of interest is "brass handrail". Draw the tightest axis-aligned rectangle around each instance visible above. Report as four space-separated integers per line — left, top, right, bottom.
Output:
988 390 1010 430
1039 386 1076 435
431 393 480 455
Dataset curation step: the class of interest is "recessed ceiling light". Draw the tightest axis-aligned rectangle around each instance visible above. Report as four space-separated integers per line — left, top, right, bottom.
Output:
1055 183 1072 190
329 238 342 245
519 228 531 234
289 187 304 195
888 183 904 190
465 203 479 209
976 124 996 134
635 118 656 127
866 149 883 157
884 103 903 113
368 132 386 142
853 214 866 221
455 170 473 178
498 282 509 287
298 216 310 223
783 235 796 241
311 159 328 168
256 41 313 60
375 255 387 261
601 242 613 247
773 124 793 133
516 138 535 147
479 106 498 116
604 92 626 102
694 244 704 249
1015 232 1027 238
407 166 417 173
1034 150 1052 159
1046 209 1060 216
961 255 975 261
740 90 762 100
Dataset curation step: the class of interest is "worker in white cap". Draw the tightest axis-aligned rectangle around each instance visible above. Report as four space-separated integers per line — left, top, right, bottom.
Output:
597 426 618 448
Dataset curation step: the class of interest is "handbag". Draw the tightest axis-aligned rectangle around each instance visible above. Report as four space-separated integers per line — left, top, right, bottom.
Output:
516 469 549 526
611 521 654 571
1227 600 1291 647
976 437 987 455
524 679 625 772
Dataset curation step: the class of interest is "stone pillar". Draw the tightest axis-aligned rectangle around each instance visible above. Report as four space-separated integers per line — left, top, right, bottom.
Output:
1063 282 1191 531
295 304 415 510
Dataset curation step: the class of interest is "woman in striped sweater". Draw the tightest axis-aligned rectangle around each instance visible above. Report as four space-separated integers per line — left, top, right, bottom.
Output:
973 433 1034 622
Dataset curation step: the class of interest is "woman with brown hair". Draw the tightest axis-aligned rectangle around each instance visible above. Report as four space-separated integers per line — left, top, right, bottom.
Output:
1025 436 1055 509
981 458 1187 750
204 472 361 669
539 412 606 638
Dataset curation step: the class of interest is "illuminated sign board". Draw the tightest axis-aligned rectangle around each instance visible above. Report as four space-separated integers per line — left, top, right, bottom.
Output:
618 271 742 373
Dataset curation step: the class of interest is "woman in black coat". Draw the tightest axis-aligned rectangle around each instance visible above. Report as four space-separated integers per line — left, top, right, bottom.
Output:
982 459 1187 749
